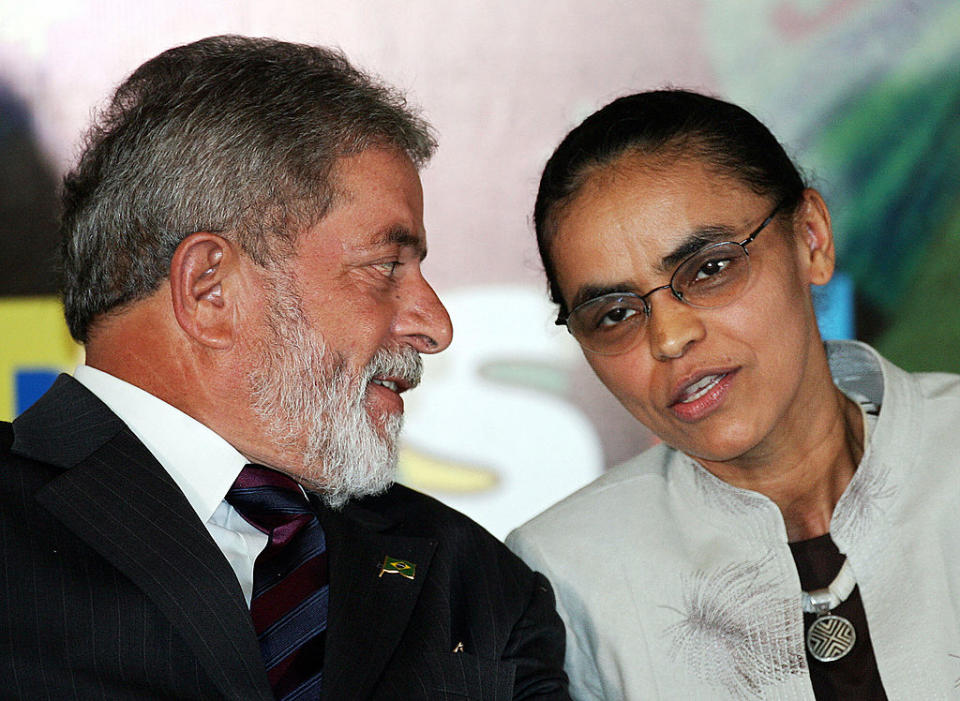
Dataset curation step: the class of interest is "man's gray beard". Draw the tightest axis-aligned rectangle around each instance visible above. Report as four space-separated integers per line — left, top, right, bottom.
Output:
247 274 422 508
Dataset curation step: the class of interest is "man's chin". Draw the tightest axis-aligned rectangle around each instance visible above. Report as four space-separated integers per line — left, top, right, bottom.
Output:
364 397 404 435
296 427 401 509
307 464 398 509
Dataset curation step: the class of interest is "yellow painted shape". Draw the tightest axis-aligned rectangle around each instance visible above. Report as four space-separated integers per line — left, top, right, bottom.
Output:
398 445 499 494
0 297 82 420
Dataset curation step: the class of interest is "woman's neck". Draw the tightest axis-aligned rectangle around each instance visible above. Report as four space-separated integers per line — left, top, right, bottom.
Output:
698 386 865 542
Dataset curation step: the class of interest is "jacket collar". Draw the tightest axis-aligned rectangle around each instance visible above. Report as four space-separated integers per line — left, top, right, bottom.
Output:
826 340 918 548
12 373 126 468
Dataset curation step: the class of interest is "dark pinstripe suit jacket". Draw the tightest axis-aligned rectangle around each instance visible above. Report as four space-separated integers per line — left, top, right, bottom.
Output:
0 376 569 700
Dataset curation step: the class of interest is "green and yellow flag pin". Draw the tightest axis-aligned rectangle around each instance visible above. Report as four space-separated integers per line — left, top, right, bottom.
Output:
378 556 416 580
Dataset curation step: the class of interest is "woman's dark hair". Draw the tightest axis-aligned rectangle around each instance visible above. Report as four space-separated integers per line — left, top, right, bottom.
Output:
534 89 807 314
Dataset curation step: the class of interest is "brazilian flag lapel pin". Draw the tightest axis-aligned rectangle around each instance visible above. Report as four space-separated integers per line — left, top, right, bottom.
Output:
379 556 416 580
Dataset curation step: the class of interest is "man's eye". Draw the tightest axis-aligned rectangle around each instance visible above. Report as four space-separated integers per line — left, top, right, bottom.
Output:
376 261 400 276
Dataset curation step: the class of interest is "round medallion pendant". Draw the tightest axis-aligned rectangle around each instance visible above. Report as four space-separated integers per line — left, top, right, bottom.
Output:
806 614 856 662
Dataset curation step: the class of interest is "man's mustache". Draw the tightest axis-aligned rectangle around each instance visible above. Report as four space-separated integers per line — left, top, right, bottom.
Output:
363 345 423 390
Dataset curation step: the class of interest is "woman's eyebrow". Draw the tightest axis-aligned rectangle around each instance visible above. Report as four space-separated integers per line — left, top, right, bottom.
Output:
658 225 739 272
571 282 637 310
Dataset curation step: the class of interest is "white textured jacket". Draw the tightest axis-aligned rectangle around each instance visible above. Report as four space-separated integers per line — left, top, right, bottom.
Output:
508 341 960 700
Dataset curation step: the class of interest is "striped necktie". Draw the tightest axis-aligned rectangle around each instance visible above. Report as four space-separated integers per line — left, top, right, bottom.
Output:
226 464 329 700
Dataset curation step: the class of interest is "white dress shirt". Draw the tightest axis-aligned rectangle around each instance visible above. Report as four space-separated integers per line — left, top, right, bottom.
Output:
74 365 268 605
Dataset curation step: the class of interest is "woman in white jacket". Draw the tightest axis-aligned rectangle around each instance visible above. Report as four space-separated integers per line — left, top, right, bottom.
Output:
508 90 960 700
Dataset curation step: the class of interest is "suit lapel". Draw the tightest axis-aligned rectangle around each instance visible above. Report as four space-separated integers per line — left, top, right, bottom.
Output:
13 376 273 700
316 496 437 700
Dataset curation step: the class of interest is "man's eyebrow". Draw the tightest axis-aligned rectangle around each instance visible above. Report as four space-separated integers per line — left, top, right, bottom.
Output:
571 282 638 310
658 225 738 272
375 226 427 260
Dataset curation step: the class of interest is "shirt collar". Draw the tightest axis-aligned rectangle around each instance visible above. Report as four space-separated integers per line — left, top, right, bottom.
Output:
73 365 248 524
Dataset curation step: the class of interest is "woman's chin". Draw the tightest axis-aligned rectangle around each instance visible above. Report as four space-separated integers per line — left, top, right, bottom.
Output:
665 423 766 467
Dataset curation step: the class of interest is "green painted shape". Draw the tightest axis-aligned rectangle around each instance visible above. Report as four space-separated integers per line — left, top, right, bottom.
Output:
809 58 960 313
876 202 960 372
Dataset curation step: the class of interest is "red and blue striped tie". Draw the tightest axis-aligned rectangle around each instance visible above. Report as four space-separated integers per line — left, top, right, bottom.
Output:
227 464 328 700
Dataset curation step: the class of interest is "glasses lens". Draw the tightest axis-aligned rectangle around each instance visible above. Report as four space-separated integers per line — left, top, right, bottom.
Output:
568 294 647 355
673 242 749 308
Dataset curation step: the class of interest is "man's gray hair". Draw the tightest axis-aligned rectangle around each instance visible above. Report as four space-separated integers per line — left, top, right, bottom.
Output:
60 35 437 343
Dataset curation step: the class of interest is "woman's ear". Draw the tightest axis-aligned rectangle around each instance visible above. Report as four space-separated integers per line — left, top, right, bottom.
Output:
168 232 240 349
796 188 835 286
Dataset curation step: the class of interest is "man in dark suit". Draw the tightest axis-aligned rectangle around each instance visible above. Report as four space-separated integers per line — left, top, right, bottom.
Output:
0 36 568 700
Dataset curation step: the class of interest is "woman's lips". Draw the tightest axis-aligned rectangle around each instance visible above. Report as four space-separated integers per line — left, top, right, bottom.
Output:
668 369 738 422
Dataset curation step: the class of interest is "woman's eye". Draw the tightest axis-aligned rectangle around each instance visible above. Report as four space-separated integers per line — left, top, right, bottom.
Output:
694 257 730 280
598 306 638 327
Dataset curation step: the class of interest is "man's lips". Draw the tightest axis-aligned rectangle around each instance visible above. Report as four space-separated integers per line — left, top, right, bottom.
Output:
370 375 413 394
366 376 412 417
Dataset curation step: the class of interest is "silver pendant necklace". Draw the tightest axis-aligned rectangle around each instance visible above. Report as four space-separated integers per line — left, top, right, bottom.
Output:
801 557 857 662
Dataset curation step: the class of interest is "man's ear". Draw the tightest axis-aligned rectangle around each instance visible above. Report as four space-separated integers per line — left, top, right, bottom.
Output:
169 232 241 349
796 188 835 286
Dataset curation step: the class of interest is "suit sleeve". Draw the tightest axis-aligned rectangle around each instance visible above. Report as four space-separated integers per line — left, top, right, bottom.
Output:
504 567 571 699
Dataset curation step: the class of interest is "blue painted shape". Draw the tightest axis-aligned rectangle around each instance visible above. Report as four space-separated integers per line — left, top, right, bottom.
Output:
812 271 855 341
15 368 60 416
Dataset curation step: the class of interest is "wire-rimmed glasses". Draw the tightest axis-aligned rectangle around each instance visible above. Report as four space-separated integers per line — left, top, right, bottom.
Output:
556 200 786 356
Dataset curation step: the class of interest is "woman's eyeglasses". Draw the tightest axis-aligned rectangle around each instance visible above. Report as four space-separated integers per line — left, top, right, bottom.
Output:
556 200 786 356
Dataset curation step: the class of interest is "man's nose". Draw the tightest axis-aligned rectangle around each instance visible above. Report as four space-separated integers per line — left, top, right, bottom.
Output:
395 273 453 354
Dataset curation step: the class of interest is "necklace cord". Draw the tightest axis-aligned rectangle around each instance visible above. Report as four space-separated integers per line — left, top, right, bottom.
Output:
801 557 856 613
